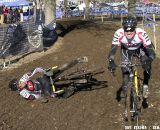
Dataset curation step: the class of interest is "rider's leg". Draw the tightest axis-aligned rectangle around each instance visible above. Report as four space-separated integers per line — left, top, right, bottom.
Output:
120 48 131 98
142 70 151 99
140 54 151 99
37 75 52 96
141 70 150 108
121 71 130 98
58 59 79 72
143 69 151 85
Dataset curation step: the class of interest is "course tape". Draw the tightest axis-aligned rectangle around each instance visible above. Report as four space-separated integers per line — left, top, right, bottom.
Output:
144 15 160 27
56 4 160 17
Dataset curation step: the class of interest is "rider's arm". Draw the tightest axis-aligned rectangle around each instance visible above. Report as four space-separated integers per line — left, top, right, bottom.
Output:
145 44 156 60
138 29 152 47
19 67 45 89
137 29 156 60
19 67 45 83
108 44 118 60
108 29 123 60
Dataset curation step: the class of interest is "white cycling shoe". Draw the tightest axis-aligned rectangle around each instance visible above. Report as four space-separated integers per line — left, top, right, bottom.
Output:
143 85 150 99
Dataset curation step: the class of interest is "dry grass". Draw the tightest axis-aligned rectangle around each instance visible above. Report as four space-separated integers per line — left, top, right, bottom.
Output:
138 20 160 58
144 26 160 58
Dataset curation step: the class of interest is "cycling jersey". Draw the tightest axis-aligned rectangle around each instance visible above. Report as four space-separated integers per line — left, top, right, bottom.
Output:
112 28 152 50
108 27 156 88
18 67 50 100
19 88 42 99
19 67 45 84
109 28 155 61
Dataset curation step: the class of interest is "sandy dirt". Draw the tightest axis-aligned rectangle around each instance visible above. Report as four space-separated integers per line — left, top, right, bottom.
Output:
0 19 160 130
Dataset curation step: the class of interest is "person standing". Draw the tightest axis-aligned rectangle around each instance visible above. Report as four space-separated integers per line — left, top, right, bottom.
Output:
20 7 24 22
0 6 4 24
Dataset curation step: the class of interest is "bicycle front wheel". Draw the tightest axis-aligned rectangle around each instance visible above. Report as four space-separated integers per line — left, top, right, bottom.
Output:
124 82 132 122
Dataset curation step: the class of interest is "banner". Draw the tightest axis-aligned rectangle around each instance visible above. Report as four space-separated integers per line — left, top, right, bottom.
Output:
61 2 160 17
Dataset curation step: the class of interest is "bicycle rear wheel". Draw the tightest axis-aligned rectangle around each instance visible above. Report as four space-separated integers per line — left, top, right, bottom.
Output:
130 88 144 128
124 82 142 123
130 88 139 120
131 77 143 124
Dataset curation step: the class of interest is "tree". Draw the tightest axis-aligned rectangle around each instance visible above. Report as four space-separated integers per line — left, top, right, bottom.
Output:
33 0 41 22
128 0 136 17
44 0 56 30
84 0 90 19
63 0 68 17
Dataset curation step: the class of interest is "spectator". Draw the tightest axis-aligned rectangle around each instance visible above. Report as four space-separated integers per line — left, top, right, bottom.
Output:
3 7 9 23
7 7 13 23
14 8 20 22
20 7 23 22
0 6 4 24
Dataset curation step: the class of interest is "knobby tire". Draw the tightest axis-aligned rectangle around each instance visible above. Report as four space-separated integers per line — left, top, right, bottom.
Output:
124 82 132 122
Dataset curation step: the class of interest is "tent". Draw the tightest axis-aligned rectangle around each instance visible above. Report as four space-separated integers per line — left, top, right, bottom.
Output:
1 0 30 7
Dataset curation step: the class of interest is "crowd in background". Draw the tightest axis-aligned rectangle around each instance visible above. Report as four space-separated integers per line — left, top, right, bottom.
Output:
0 6 26 24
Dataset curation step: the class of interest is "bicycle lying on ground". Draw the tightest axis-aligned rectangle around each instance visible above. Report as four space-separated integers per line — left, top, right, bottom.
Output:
118 61 144 125
44 56 107 98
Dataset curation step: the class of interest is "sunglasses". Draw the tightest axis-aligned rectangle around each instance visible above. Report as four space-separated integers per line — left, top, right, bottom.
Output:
124 27 135 32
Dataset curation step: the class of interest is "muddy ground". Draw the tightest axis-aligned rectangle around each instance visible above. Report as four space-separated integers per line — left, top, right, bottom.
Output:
0 19 160 130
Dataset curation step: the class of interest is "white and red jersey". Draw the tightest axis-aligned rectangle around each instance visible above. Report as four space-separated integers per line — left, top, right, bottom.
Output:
18 67 45 100
19 67 45 84
112 28 152 50
19 88 42 99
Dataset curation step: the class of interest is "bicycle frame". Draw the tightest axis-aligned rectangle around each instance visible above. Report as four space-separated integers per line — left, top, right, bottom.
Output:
45 57 90 95
134 69 138 96
134 68 143 98
122 62 143 124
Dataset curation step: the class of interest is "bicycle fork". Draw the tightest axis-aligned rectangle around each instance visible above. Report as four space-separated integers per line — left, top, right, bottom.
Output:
124 72 137 121
124 88 138 121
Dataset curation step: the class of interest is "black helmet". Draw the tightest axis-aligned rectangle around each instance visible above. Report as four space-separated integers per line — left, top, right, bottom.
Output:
122 16 137 31
9 79 19 91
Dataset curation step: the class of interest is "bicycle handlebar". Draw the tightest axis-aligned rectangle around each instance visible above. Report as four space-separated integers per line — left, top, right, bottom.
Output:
118 62 142 68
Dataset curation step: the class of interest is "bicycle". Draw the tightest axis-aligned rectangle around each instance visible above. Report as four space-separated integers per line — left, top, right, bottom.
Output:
44 56 107 98
118 61 144 125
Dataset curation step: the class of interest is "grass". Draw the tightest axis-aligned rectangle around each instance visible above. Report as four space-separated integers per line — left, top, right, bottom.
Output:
138 19 160 58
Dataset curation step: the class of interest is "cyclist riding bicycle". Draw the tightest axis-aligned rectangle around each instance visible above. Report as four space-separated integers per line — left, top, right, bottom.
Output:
108 16 155 100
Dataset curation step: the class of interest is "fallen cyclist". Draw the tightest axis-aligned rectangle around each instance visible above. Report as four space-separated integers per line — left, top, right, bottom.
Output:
8 57 88 100
9 67 56 100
